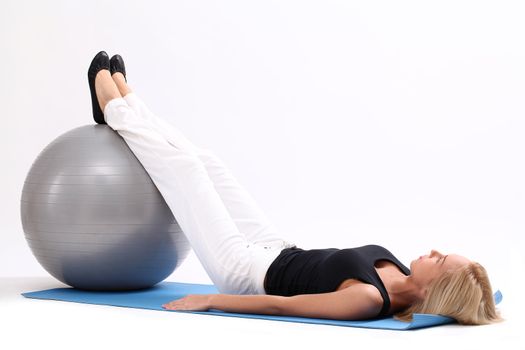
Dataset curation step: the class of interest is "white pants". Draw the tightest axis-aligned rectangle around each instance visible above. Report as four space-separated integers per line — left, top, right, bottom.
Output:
103 93 295 295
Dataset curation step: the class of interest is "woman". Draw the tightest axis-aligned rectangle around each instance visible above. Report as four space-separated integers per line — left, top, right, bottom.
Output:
88 51 501 325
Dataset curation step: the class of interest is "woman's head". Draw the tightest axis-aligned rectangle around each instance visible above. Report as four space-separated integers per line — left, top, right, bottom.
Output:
397 249 502 325
409 249 471 290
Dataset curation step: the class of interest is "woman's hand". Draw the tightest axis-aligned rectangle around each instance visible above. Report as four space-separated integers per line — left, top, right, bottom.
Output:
162 294 212 311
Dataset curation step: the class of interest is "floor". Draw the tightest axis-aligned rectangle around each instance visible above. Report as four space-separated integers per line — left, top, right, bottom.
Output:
1 276 522 350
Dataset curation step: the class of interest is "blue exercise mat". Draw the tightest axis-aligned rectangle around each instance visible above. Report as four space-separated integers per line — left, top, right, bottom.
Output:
21 281 503 331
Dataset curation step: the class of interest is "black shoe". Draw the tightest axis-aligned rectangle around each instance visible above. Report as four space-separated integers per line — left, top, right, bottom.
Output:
88 51 110 124
110 54 127 82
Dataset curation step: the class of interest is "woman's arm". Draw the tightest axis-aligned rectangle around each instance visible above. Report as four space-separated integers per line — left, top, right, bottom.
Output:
278 284 383 320
162 293 285 315
209 294 285 315
163 284 382 320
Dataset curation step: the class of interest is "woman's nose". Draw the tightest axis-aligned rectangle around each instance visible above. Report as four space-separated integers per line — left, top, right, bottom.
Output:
430 249 442 258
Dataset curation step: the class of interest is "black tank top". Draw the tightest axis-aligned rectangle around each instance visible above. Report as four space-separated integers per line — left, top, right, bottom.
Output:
263 244 411 317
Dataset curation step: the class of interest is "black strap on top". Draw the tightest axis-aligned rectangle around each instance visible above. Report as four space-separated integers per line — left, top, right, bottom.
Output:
370 256 411 317
373 272 392 317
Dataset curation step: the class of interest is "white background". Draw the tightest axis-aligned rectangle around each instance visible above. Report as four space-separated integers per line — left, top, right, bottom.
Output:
1 0 524 348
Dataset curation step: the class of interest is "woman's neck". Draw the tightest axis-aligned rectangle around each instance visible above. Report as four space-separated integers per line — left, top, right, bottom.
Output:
377 268 424 312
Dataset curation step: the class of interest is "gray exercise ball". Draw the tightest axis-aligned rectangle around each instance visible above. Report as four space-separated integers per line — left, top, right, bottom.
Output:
20 124 191 291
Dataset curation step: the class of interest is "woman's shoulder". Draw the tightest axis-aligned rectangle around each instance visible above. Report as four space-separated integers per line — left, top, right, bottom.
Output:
356 244 390 251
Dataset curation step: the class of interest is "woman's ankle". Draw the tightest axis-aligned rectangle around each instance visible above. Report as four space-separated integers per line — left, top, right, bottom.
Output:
111 72 132 97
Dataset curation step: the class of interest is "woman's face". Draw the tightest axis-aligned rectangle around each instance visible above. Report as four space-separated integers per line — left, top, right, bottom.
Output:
410 249 471 289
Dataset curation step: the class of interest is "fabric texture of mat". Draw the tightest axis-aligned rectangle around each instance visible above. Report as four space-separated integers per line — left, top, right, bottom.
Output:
21 281 503 330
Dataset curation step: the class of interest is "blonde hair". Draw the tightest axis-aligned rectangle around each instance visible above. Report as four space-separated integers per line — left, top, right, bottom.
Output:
395 262 503 325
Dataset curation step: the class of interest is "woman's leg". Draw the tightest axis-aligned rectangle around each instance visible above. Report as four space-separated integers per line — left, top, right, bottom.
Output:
97 71 267 294
111 73 294 248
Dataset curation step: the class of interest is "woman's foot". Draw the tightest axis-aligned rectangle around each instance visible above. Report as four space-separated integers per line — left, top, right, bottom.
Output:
110 54 133 97
110 54 126 80
94 69 122 117
87 51 110 124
